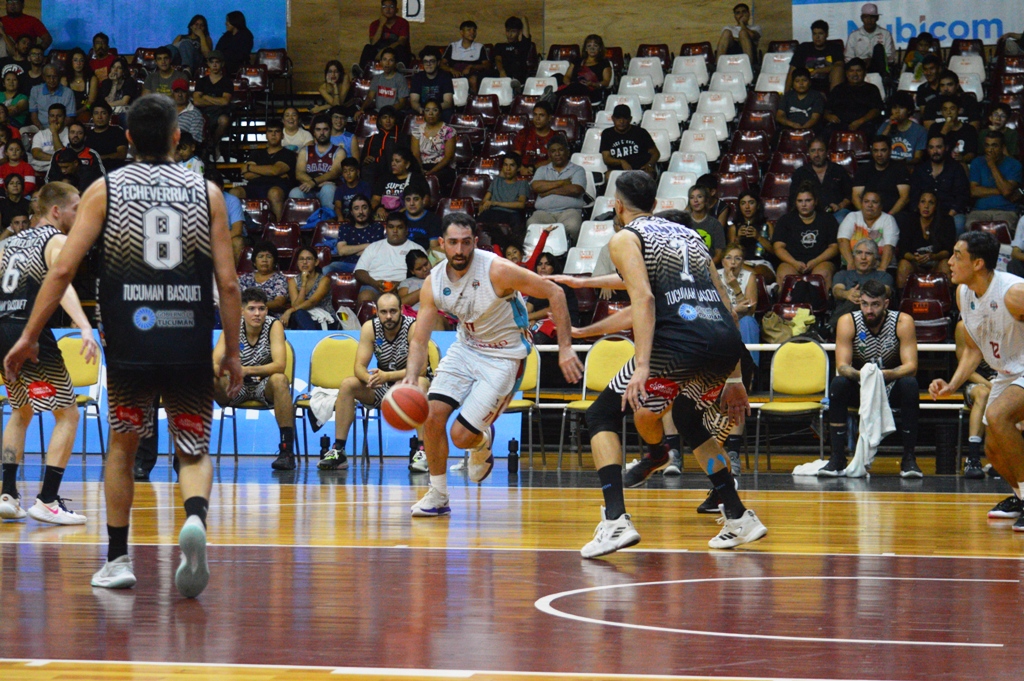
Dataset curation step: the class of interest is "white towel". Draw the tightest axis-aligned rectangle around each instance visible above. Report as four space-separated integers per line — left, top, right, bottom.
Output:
792 458 829 475
306 307 339 330
309 387 339 430
844 363 895 478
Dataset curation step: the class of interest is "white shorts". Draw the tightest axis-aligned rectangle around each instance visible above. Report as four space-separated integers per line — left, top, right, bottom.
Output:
983 374 1024 426
428 341 526 433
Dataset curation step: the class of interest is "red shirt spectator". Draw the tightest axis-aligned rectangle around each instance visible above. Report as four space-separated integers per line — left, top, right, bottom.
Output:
0 160 37 194
369 15 409 46
1 1 50 48
513 126 554 173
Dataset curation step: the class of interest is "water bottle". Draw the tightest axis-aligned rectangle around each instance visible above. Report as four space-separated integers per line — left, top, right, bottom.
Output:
319 435 330 459
755 223 770 258
409 435 420 465
507 438 519 475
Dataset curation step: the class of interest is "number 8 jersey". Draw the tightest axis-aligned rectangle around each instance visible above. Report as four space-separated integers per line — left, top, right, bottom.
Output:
99 162 215 369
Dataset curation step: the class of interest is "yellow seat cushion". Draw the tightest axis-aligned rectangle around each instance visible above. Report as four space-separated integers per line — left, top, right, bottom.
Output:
564 399 595 411
232 400 270 410
505 399 535 411
759 401 824 414
294 398 311 409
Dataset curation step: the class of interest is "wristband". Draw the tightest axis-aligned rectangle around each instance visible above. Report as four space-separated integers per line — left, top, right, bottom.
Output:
725 377 743 384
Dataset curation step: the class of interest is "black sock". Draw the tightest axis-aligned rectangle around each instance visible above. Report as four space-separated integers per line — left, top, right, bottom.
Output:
107 524 129 562
333 439 346 452
708 468 746 519
829 425 847 461
724 434 742 455
37 465 65 504
646 439 668 460
280 427 294 448
597 464 626 520
2 463 18 497
665 434 681 452
183 496 209 527
968 438 982 460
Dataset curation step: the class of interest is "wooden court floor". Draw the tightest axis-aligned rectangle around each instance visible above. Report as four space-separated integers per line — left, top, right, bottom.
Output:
1 455 1023 681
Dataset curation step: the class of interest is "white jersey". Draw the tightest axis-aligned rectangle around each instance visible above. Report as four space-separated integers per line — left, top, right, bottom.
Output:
959 271 1024 378
431 249 530 360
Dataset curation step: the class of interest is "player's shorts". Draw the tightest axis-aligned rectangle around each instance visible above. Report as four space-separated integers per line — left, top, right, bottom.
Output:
428 341 526 434
0 325 75 413
107 362 215 456
983 373 1024 426
229 376 272 408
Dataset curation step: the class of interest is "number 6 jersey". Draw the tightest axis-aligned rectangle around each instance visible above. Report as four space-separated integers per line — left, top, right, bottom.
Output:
99 162 215 369
0 224 63 325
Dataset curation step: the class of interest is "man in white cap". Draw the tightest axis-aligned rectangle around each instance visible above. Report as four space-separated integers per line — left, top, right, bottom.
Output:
845 3 896 75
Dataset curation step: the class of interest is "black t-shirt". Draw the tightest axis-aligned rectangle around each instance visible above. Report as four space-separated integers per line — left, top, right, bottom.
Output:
409 71 454 105
772 211 838 262
250 146 297 186
599 125 656 170
826 82 884 126
777 89 826 126
927 122 978 161
896 211 956 257
922 94 982 126
791 41 844 76
20 71 42 97
492 40 535 83
404 211 442 250
215 28 255 76
790 163 853 208
0 195 29 227
915 81 939 108
86 126 128 170
853 162 909 212
195 75 233 102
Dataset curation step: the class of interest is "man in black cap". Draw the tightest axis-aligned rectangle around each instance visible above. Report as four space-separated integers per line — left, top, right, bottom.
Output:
599 104 659 179
46 148 103 192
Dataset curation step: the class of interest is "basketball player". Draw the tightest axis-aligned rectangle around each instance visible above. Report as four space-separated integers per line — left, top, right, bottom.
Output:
401 213 583 516
930 232 1024 530
570 171 764 557
4 95 243 596
0 182 99 525
319 291 431 471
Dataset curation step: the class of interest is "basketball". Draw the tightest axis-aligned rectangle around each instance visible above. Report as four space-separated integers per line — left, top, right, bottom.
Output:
382 384 429 430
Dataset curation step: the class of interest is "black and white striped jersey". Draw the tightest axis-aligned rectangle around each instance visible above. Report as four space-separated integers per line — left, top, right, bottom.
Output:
0 224 61 324
372 315 413 372
851 309 901 372
99 162 214 368
239 317 274 382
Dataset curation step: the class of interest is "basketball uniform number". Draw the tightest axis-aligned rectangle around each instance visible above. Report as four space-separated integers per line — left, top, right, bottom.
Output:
142 207 183 270
671 238 696 283
1 253 25 293
991 341 1001 359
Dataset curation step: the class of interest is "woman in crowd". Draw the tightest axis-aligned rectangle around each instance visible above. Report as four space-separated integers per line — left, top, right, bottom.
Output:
0 72 27 128
312 60 351 115
398 250 432 312
98 58 139 121
215 10 255 76
775 182 840 290
372 146 422 217
411 99 456 192
238 241 290 317
478 152 529 243
560 35 612 102
280 247 340 330
719 242 761 365
172 14 213 73
281 106 314 151
527 252 579 343
685 184 727 264
0 141 35 195
896 190 955 288
728 191 776 284
62 48 98 122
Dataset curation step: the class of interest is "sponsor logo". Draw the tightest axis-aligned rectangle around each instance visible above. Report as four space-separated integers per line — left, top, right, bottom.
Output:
990 301 999 310
133 307 156 331
679 304 698 321
645 378 680 400
173 414 205 437
472 280 480 288
846 17 1003 46
116 406 144 426
701 384 723 403
443 287 452 296
27 381 56 400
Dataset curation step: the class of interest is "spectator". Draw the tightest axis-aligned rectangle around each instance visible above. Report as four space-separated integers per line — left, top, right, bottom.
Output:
60 48 97 122
411 99 456 190
909 133 971 235
527 136 586 242
718 243 762 364
19 43 43 95
695 173 732 224
928 96 979 169
409 47 454 121
716 3 760 63
493 16 534 88
0 171 28 226
214 10 254 77
0 103 16 140
244 118 296 223
290 114 345 210
896 190 955 287
359 48 409 116
790 136 853 222
789 19 844 91
494 224 554 271
28 64 75 129
440 20 491 94
527 252 580 344
844 3 895 74
685 184 727 263
46 120 102 181
0 140 32 192
86 101 128 171
823 58 882 133
1007 214 1024 278
560 34 612 103
1 0 50 50
175 130 204 176
773 182 840 289
321 194 384 274
402 182 441 252
966 131 1022 229
333 156 372 221
600 104 658 177
954 320 994 478
398 250 431 311
238 242 290 316
776 67 825 131
0 34 29 81
329 107 354 157
89 32 116 81
878 92 927 166
359 104 399 187
280 246 340 330
359 0 411 68
29 102 67 175
727 191 776 283
513 100 555 176
206 169 246 263
831 238 893 320
171 78 204 145
372 146 422 217
903 32 936 73
853 136 910 215
823 278 921 477
171 15 213 74
0 70 24 126
980 102 1017 158
922 71 982 130
47 148 101 193
838 190 899 271
142 46 182 97
479 152 529 238
97 58 138 119
914 54 943 111
281 106 313 151
213 287 296 470
193 50 233 159
354 211 425 302
311 60 351 114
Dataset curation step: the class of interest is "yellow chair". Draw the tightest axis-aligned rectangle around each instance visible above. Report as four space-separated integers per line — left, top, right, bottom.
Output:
557 335 635 470
56 332 105 460
218 340 296 462
293 334 359 457
754 336 829 472
503 346 544 467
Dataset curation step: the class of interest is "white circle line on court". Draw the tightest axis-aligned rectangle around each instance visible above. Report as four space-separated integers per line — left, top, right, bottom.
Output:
535 576 1010 648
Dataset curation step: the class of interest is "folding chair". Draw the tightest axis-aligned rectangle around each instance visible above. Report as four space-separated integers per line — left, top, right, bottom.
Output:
56 332 106 461
218 341 296 462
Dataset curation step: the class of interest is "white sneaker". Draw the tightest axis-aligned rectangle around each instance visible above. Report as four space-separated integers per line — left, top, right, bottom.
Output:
581 507 641 558
91 555 137 589
409 450 429 473
450 455 467 472
708 509 768 549
0 492 26 520
663 450 682 476
410 486 451 517
467 426 495 484
175 516 209 598
27 497 87 525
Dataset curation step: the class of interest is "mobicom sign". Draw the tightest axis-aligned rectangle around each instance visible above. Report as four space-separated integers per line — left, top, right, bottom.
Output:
848 16 1002 44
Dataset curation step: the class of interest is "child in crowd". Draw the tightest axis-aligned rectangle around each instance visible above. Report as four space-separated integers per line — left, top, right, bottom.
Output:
175 131 205 175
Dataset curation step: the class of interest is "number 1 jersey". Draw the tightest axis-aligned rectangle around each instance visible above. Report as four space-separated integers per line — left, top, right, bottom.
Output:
99 162 215 368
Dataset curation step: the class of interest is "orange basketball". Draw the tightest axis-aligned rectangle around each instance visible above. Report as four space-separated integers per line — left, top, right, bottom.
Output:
382 384 429 430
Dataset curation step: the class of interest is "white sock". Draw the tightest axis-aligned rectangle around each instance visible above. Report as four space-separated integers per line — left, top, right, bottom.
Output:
431 474 448 495
471 427 491 452
1016 486 1023 499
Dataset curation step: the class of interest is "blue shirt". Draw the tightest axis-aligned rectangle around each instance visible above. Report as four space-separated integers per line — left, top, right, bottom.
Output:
332 221 385 264
28 83 76 117
330 131 355 158
335 180 372 219
224 192 246 231
880 120 928 163
969 155 1023 212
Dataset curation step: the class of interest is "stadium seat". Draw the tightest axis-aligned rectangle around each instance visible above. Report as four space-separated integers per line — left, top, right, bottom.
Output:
523 76 557 97
679 130 720 162
478 77 515 106
897 72 926 92
464 94 501 126
571 152 608 175
949 54 986 82
602 170 627 197
718 153 759 187
557 96 595 124
668 151 710 176
450 174 491 207
350 78 372 104
133 47 157 70
452 78 469 107
959 74 984 102
760 172 793 199
592 110 614 129
244 199 272 227
563 247 599 275
729 129 771 163
777 129 815 155
715 172 749 204
452 134 474 167
547 44 580 63
670 54 709 87
830 151 857 178
354 113 378 138
435 197 476 218
524 222 569 258
492 114 526 135
636 43 672 72
656 171 697 199
760 52 794 74
281 198 320 226
264 223 302 261
767 40 799 54
900 299 949 342
580 127 603 155
468 156 502 178
400 114 426 139
696 91 737 122
603 95 643 124
716 54 753 85
762 197 789 222
737 110 776 136
618 75 656 106
654 196 688 212
651 93 691 120
691 112 729 141
996 55 1024 76
450 113 486 145
591 195 615 217
678 42 715 75
536 60 571 79
356 301 378 325
969 220 1012 244
709 72 747 104
236 246 254 273
662 73 701 104
641 110 682 142
754 72 786 94
863 72 885 101
604 47 626 76
577 220 615 249
950 38 985 57
510 94 540 116
647 129 672 162
779 274 829 315
627 57 665 88
331 274 359 309
829 129 870 161
309 221 340 249
550 115 581 149
480 132 517 159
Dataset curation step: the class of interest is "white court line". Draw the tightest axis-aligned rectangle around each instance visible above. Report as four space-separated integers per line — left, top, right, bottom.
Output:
0 657 930 681
536 576 1012 648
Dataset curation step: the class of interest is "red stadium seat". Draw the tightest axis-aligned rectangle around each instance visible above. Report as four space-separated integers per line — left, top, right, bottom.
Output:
435 197 477 218
994 74 1024 98
679 42 715 73
768 152 807 175
357 301 378 325
310 221 340 248
637 44 672 72
256 48 293 79
729 130 771 164
605 47 625 76
743 91 780 114
331 274 359 309
450 174 491 207
737 110 776 137
464 95 501 126
777 129 815 155
547 44 581 63
778 274 829 315
451 134 474 168
760 172 793 199
762 197 789 223
236 246 254 273
550 115 580 149
767 40 799 53
450 113 487 145
480 132 517 159
243 199 271 227
238 65 268 92
754 274 774 319
494 114 528 135
587 300 633 340
133 47 157 70
718 154 759 187
829 151 857 178
903 273 952 315
510 95 540 117
556 96 595 124
313 246 333 270
350 78 372 104
400 114 426 139
829 129 870 162
900 299 948 342
423 174 441 207
281 198 320 226
263 223 302 261
468 156 502 179
354 113 378 138
715 172 749 203
969 220 1012 244
771 303 812 320
574 283 597 324
996 55 1024 76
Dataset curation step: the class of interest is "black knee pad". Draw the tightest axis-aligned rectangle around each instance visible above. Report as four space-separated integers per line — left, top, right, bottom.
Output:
585 387 627 436
671 396 714 449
